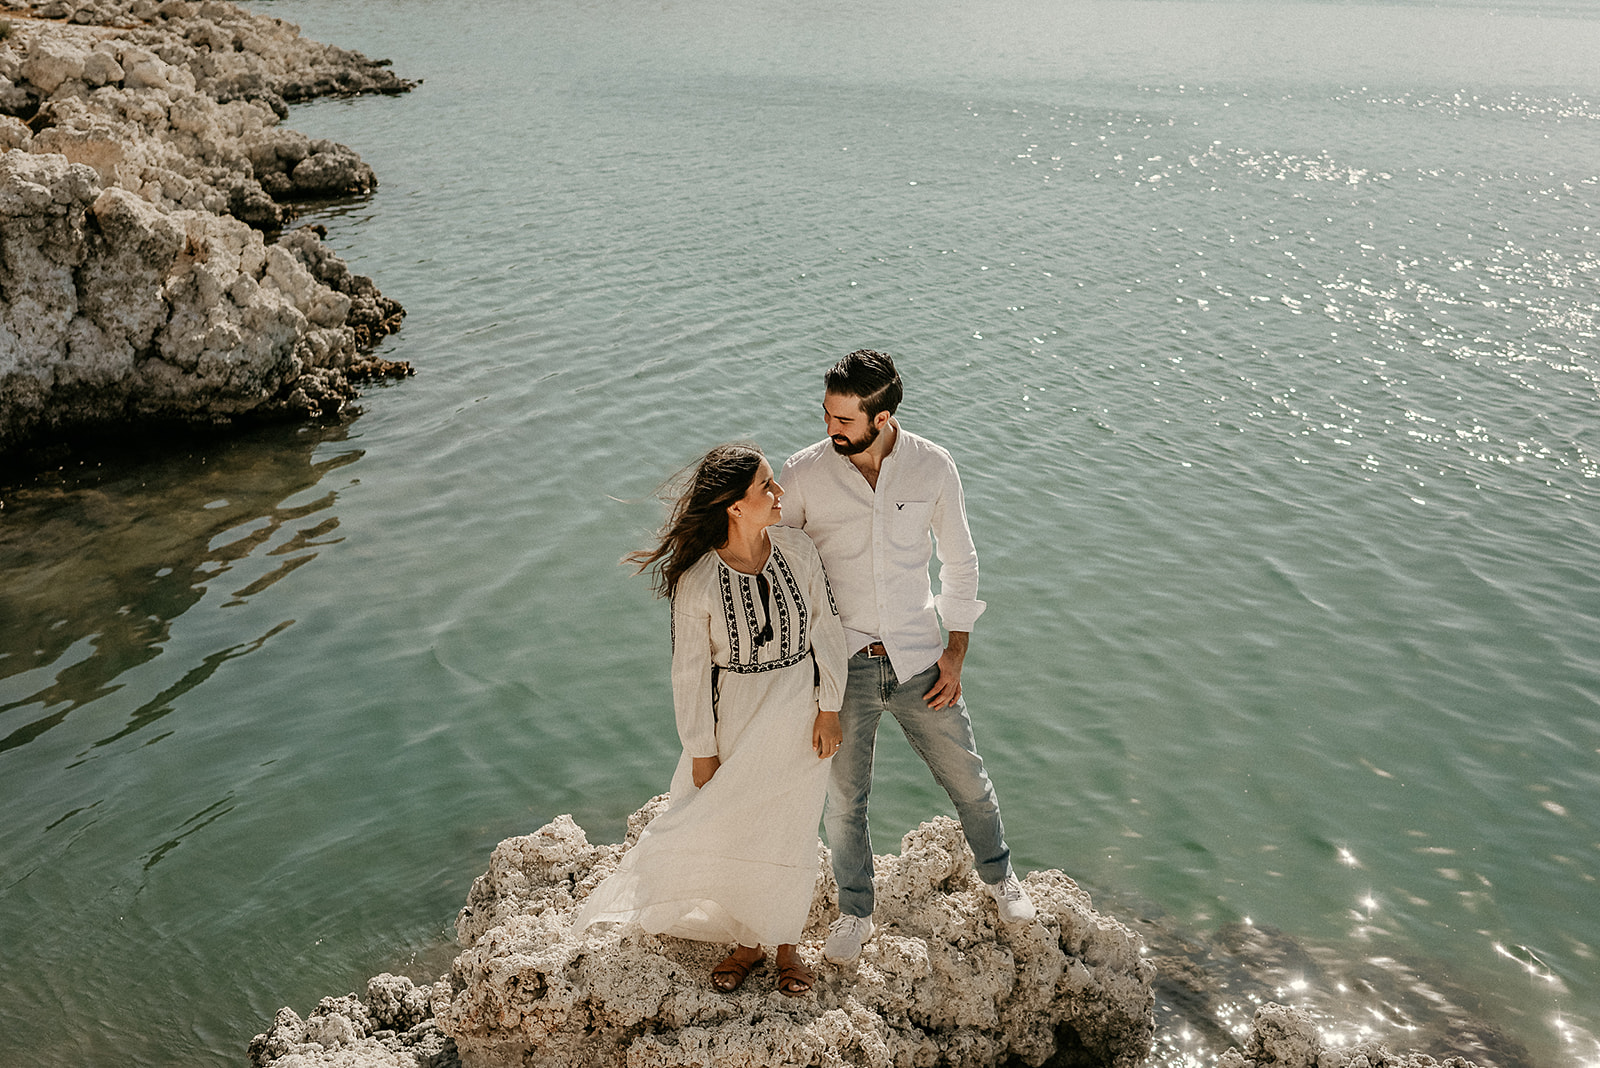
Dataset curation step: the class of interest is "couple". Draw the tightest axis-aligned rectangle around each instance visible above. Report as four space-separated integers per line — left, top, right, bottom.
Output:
575 350 1035 997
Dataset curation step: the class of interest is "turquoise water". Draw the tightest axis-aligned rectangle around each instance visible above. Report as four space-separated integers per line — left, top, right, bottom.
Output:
2 0 1598 1064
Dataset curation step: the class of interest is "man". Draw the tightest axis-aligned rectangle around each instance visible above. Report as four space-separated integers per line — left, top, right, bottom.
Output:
779 349 1035 965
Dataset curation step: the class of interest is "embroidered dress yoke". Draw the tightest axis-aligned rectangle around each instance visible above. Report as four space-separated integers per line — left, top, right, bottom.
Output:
573 525 848 947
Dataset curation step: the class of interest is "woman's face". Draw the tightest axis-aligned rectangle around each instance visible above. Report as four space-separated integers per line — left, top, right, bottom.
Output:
731 458 784 528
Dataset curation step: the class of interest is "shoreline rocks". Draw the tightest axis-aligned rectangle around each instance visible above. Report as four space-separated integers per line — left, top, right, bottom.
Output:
440 810 1155 1068
250 809 1492 1068
0 0 414 460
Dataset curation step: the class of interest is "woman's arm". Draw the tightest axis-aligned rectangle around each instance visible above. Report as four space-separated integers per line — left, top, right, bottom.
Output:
804 538 850 714
796 532 848 757
669 581 720 782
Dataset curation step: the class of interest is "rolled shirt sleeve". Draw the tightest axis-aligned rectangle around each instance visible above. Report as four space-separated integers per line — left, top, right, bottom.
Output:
930 462 987 633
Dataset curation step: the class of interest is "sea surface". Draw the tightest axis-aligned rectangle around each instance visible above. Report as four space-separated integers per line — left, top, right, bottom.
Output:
2 0 1598 1064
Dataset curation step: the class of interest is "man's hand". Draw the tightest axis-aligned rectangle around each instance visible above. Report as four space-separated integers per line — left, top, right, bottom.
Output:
924 631 969 710
692 754 721 788
814 709 842 757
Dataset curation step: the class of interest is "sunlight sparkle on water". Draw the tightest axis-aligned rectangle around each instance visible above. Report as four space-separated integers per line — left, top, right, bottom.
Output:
1495 942 1561 984
1554 1010 1600 1067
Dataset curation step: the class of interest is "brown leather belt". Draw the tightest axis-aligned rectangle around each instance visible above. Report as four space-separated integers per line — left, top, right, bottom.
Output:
860 642 889 658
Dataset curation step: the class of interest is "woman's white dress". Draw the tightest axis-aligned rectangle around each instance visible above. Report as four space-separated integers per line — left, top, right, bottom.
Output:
574 525 848 947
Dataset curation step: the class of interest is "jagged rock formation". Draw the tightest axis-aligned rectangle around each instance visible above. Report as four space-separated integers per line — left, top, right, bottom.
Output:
249 974 459 1068
249 809 1496 1068
437 809 1156 1068
254 810 1159 1068
0 0 413 457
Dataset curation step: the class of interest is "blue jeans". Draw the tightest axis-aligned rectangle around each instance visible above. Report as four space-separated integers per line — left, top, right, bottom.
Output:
825 651 1013 918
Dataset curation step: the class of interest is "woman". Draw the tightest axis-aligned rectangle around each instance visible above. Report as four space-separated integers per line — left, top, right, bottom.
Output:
574 443 848 997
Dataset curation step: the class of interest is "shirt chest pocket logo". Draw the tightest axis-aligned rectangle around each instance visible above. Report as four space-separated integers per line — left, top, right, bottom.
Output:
888 500 935 550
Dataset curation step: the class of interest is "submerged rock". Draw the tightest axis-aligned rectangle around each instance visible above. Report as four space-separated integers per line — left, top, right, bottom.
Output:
0 0 414 457
1219 1002 1479 1068
1132 901 1532 1066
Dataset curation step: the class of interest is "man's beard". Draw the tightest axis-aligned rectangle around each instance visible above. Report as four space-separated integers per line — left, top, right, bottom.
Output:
831 420 880 456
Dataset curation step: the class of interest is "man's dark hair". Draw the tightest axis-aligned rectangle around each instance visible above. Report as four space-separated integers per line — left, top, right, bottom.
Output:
824 349 903 420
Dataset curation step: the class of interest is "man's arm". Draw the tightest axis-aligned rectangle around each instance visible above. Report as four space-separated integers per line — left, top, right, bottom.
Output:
928 457 985 632
926 453 983 709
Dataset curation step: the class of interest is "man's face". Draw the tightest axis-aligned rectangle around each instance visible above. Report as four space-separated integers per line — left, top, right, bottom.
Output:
824 392 883 456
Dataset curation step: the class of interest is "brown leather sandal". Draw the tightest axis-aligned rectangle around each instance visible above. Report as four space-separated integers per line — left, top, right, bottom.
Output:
775 959 813 997
710 948 764 992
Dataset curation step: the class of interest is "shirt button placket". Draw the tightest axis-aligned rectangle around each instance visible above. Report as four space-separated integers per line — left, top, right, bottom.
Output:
873 495 888 620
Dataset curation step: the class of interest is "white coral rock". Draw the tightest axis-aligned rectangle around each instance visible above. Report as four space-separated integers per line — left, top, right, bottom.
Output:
432 811 1156 1068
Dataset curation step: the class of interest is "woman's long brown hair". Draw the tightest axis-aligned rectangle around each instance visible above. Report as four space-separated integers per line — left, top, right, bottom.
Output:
624 442 764 600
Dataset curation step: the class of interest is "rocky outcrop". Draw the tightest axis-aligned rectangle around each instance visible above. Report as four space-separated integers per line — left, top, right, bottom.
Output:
0 0 413 456
248 974 459 1068
439 810 1156 1068
249 809 1495 1068
254 809 1159 1068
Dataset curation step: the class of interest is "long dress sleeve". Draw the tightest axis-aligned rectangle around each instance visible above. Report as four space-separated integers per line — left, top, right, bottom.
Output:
669 584 718 758
800 535 849 713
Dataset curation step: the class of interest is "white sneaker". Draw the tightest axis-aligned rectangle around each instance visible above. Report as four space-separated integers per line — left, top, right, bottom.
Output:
823 914 875 963
985 873 1037 923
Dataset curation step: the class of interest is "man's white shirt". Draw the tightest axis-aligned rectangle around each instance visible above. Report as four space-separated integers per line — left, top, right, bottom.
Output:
780 424 986 683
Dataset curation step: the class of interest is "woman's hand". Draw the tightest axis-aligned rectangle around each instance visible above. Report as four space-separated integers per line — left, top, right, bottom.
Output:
813 710 842 758
692 755 720 788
